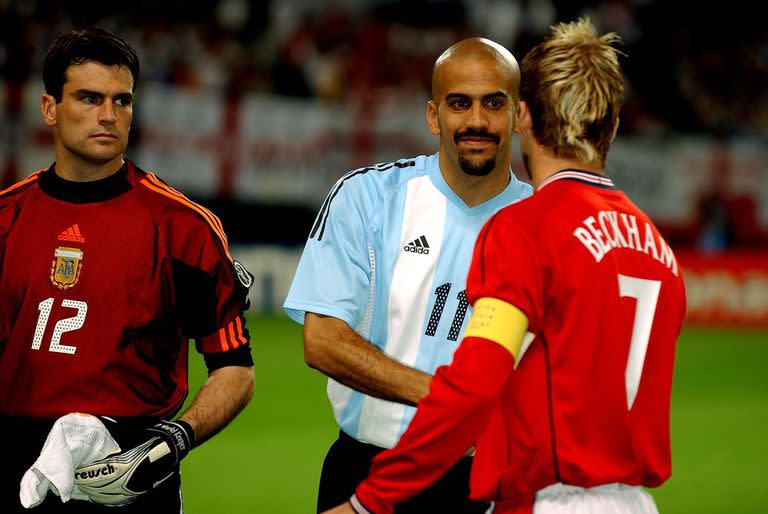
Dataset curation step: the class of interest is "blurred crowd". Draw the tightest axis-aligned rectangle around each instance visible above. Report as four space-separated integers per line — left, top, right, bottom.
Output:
1 0 766 139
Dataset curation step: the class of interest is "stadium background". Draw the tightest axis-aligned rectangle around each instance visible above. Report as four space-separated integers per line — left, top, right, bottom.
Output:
1 1 766 512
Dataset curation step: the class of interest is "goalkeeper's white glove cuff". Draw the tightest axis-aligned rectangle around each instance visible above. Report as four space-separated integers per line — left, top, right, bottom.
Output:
149 419 195 464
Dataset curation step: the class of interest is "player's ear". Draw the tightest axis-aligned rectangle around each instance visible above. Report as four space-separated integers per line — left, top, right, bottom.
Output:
41 94 57 127
426 100 440 136
611 117 620 142
515 101 531 135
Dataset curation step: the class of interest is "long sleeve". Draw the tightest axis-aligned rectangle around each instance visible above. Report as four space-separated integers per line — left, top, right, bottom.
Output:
352 338 515 514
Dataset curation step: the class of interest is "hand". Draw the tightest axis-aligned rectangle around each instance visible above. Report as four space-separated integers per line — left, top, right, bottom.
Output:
321 502 357 514
74 419 194 506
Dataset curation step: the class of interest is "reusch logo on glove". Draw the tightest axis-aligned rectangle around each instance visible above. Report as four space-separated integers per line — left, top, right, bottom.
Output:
75 464 116 480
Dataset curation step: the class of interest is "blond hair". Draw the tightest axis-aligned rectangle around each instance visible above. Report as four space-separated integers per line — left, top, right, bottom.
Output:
521 18 624 166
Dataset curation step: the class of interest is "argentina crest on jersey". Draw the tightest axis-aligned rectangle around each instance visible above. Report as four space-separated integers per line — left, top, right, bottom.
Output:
51 247 83 289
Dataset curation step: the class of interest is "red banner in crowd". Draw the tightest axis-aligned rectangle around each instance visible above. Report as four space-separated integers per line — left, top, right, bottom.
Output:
678 251 768 327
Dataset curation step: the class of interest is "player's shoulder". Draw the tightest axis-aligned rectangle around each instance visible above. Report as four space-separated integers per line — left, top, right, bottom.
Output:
509 172 534 199
129 161 226 234
331 155 427 197
317 155 428 223
497 174 590 220
480 187 549 243
131 162 203 215
0 169 45 209
495 188 541 220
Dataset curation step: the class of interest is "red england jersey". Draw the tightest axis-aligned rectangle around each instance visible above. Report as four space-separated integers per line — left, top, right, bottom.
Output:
0 161 252 420
353 170 686 514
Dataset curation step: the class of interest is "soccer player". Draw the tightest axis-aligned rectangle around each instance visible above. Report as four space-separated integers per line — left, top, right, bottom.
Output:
323 18 687 514
0 28 255 512
283 38 532 513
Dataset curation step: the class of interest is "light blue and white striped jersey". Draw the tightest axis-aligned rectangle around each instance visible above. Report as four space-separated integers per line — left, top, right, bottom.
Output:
284 153 532 448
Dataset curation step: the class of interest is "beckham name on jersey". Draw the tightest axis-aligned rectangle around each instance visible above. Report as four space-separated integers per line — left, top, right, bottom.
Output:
572 210 678 276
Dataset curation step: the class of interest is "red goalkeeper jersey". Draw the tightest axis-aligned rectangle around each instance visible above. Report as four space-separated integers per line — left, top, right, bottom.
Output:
0 161 252 420
354 170 686 514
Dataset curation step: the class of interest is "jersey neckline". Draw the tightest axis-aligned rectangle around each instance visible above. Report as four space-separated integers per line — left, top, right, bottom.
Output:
538 169 616 191
426 153 525 215
39 163 132 204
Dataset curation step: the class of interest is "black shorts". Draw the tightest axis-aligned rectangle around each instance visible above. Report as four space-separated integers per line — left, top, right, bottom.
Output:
317 430 489 514
3 415 182 514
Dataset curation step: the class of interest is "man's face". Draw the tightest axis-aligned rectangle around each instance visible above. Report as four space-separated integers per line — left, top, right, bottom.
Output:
42 61 134 168
428 57 517 177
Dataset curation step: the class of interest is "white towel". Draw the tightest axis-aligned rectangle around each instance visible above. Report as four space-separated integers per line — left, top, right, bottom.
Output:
19 413 121 508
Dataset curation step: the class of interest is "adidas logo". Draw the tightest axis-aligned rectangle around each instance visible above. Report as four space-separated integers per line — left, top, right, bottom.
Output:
58 224 85 243
403 235 430 255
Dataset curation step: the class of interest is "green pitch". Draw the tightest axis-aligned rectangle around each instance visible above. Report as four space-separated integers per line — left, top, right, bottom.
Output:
180 317 768 514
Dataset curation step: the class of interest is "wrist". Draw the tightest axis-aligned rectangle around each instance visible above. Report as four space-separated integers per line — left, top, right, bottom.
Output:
350 493 377 514
353 484 394 514
171 419 196 448
149 419 195 464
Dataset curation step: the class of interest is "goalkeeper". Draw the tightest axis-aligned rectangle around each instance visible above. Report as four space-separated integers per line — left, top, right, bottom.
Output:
0 27 255 513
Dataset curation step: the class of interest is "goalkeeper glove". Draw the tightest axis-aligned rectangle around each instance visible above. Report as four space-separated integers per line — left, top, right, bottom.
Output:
73 419 195 506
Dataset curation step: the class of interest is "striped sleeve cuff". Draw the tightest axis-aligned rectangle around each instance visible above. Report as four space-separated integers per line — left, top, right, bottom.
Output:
199 315 249 353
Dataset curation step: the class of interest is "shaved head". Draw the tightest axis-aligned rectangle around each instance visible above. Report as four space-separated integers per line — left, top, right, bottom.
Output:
432 37 520 101
426 37 520 188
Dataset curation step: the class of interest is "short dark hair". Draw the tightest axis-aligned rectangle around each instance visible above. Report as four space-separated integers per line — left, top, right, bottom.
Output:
43 27 140 101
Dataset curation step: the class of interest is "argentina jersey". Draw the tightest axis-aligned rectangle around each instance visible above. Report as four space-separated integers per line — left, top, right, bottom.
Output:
284 153 532 448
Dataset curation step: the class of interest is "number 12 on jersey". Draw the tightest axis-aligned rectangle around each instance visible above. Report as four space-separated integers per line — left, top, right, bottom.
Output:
618 274 661 410
31 298 88 354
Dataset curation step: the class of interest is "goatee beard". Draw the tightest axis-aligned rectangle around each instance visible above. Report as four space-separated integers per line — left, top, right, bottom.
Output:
459 155 496 176
454 128 500 176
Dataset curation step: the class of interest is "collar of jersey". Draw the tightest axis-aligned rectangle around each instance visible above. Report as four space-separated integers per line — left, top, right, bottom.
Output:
537 169 616 191
39 163 132 204
427 152 523 215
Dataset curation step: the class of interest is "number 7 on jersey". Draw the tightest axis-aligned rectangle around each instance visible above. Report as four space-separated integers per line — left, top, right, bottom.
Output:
618 274 661 410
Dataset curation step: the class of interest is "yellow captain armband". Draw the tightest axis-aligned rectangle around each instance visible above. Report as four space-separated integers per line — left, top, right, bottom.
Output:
463 297 529 358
